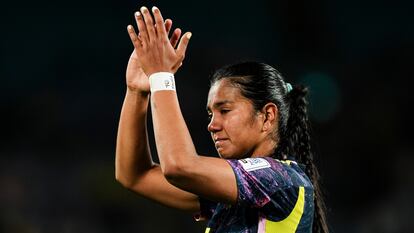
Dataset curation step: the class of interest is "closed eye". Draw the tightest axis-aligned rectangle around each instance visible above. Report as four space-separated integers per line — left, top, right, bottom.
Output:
207 109 230 121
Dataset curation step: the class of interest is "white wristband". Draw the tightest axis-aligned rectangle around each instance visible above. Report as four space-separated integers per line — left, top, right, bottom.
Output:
149 72 176 93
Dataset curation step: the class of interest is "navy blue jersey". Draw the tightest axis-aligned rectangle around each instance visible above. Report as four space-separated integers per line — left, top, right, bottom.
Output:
195 157 314 233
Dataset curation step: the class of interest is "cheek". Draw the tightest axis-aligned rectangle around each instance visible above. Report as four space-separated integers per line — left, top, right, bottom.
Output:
224 114 243 137
225 114 254 144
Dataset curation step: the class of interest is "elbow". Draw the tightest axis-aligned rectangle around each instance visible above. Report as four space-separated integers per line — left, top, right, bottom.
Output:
114 156 124 186
115 173 138 190
114 170 123 184
161 159 189 185
115 164 134 189
114 155 134 188
115 171 131 188
114 161 123 184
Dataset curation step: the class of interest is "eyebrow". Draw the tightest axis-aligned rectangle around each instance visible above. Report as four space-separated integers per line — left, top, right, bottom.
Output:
206 100 234 111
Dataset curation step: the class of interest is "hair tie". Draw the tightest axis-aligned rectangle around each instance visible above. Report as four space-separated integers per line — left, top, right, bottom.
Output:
285 83 293 93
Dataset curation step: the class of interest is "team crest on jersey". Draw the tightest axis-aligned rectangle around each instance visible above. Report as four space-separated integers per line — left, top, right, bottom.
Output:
239 158 271 172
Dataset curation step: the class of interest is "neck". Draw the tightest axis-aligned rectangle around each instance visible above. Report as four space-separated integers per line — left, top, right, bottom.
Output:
251 137 278 158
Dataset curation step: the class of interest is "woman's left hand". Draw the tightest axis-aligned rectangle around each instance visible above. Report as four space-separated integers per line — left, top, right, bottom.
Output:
127 6 192 77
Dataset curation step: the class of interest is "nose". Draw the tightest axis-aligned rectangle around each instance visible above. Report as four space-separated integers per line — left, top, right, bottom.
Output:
207 115 221 133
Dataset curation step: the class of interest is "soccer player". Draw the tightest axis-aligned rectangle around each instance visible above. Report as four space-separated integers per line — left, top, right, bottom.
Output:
115 6 329 233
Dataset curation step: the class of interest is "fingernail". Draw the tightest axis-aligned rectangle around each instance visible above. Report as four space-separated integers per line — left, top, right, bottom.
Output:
187 33 192 39
152 6 158 12
135 11 140 17
141 6 147 13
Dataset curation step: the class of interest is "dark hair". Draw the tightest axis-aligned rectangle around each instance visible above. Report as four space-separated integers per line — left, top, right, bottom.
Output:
210 61 329 233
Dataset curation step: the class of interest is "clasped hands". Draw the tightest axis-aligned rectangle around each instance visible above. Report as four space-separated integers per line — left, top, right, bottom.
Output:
127 6 192 77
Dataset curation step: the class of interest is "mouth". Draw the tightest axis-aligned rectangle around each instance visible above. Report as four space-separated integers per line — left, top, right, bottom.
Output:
214 138 228 147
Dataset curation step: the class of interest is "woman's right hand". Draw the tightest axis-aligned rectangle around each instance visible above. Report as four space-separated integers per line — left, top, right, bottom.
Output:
125 19 182 95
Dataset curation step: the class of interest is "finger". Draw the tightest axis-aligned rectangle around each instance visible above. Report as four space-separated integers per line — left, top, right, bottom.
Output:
176 32 192 61
152 6 167 40
140 6 156 42
165 19 172 36
127 25 143 50
155 19 172 35
134 11 149 45
170 28 181 48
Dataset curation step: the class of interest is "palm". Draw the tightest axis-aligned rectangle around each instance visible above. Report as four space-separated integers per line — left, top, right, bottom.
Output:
126 49 150 93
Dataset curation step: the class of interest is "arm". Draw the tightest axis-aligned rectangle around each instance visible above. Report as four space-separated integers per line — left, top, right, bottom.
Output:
131 6 238 204
115 87 151 187
151 92 238 204
115 17 200 211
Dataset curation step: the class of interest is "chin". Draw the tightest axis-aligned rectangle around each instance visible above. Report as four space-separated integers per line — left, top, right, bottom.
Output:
217 149 230 159
217 149 243 160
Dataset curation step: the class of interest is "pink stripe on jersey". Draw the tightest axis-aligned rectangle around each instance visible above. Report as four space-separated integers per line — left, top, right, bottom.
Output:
258 214 266 233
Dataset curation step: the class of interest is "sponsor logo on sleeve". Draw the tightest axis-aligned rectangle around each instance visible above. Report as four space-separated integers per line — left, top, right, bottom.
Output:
239 158 271 172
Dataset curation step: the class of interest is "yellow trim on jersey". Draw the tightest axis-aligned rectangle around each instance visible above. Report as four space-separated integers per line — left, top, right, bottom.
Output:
265 186 305 232
205 227 211 233
279 160 292 165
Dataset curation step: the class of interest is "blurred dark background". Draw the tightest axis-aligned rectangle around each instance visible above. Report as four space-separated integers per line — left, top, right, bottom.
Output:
1 0 413 232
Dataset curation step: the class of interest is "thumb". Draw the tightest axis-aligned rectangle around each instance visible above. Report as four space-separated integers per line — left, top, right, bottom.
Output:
176 32 192 60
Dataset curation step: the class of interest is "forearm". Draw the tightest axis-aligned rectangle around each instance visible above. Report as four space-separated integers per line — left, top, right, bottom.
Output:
150 91 197 174
150 90 237 204
115 89 154 186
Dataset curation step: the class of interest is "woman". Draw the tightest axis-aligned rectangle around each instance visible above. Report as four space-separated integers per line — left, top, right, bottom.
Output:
115 6 329 233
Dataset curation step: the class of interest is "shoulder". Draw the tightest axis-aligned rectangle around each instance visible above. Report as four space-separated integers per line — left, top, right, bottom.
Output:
223 157 313 209
226 157 313 189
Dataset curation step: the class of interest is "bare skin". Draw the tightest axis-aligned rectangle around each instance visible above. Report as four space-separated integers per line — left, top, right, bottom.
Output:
207 80 279 159
116 6 279 210
116 14 199 211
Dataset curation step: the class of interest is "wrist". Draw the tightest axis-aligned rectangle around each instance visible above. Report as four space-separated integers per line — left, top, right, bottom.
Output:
149 72 176 93
146 69 174 78
126 87 150 98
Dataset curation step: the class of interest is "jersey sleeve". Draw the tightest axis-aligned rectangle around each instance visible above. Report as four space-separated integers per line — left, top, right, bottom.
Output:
226 157 297 209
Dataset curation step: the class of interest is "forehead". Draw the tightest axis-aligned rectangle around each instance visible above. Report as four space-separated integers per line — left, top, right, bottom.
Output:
207 79 247 110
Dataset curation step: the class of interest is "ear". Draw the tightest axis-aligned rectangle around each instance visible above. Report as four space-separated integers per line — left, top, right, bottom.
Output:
260 103 278 132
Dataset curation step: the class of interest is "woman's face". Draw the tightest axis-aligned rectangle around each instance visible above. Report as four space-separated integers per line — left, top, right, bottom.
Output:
207 79 268 159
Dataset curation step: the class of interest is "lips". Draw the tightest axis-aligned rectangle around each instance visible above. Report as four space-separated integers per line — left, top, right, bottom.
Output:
214 138 228 147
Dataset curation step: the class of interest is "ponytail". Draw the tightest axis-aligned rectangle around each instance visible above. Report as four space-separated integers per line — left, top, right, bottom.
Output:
276 85 329 233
